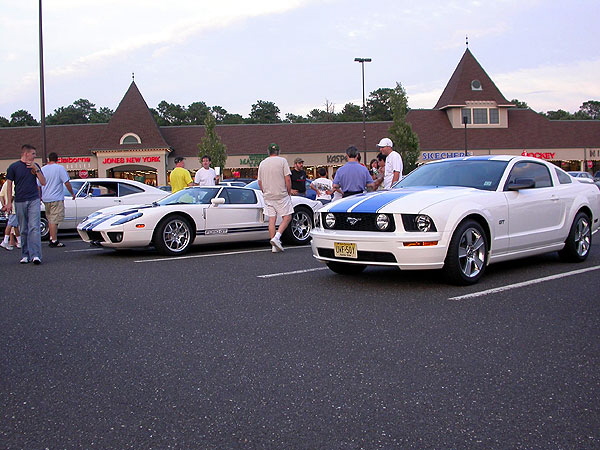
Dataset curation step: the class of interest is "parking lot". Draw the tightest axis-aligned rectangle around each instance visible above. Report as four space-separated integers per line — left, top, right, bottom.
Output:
1 237 599 448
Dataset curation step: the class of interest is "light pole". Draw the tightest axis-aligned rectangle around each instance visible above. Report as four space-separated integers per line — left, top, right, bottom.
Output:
39 0 47 163
354 57 371 163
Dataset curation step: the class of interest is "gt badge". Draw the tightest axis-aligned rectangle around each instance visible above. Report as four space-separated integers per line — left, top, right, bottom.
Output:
206 229 228 235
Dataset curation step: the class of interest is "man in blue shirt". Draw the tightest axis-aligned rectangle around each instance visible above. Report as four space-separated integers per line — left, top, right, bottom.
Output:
333 146 374 197
3 144 47 264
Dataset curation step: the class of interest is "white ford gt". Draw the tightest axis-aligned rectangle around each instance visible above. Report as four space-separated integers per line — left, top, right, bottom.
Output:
77 185 321 255
311 156 600 285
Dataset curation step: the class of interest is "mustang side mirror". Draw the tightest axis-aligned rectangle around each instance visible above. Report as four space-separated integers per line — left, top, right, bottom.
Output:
210 197 226 207
507 178 536 191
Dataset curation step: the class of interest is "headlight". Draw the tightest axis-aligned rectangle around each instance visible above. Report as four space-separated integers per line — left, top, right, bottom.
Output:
325 213 336 228
415 215 434 232
111 212 142 226
401 214 437 232
376 214 390 231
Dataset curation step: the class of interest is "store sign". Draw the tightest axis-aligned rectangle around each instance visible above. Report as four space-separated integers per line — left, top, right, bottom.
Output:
58 157 91 163
239 154 267 166
422 152 472 160
521 151 556 160
79 170 89 178
326 154 348 164
102 156 161 164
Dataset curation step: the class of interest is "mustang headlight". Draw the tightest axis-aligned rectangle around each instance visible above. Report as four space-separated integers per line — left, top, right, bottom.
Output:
325 213 336 228
111 212 142 226
402 214 437 232
376 214 390 231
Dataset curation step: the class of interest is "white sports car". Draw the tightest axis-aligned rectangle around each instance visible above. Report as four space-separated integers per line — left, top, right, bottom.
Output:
77 185 321 255
311 156 600 285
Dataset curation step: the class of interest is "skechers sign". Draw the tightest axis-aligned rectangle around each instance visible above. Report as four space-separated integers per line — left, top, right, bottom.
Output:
422 152 472 160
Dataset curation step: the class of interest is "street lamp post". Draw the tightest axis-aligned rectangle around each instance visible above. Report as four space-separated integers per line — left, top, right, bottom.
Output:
354 57 371 163
39 0 47 164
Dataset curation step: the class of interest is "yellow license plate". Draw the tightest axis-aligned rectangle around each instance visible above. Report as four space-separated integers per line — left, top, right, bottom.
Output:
334 242 357 259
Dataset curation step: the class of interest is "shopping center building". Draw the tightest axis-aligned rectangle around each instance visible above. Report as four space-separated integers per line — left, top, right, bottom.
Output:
1 48 598 185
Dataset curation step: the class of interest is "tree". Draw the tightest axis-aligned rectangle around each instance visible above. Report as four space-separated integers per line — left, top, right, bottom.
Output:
578 100 600 120
367 88 393 121
338 103 362 122
0 116 10 127
211 106 228 123
10 109 38 127
510 99 530 109
197 113 227 171
306 109 329 122
249 100 281 124
156 101 187 125
543 109 574 120
89 106 113 123
387 82 420 173
222 113 245 124
187 101 210 125
284 113 308 123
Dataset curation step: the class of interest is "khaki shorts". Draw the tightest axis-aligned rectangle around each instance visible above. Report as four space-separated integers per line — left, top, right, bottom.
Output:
44 201 65 223
265 196 294 218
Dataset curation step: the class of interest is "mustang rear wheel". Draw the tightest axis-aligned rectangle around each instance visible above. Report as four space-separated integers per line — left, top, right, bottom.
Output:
559 212 591 262
444 219 488 285
154 215 192 255
283 206 313 245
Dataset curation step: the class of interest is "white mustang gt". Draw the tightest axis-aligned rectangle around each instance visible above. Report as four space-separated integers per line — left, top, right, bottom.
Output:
77 185 321 255
311 156 600 285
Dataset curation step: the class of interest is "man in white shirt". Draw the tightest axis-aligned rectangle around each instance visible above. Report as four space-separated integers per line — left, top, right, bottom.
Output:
194 155 219 186
378 137 403 189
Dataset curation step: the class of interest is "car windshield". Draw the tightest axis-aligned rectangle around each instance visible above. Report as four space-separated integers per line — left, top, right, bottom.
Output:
66 181 85 196
246 180 260 190
156 187 220 205
396 159 508 191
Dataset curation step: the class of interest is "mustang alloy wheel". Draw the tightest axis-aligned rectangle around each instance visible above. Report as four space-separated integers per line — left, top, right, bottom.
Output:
444 219 488 285
283 207 313 245
40 215 49 241
154 215 192 255
559 211 591 262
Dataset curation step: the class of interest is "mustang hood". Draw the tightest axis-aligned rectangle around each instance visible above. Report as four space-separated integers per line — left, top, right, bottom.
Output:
326 187 480 214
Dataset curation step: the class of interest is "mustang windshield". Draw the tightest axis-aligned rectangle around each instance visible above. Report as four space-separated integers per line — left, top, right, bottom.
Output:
157 187 219 205
396 160 508 191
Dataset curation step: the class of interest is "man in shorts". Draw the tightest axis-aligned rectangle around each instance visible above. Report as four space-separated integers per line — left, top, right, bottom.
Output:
257 143 293 253
40 152 76 247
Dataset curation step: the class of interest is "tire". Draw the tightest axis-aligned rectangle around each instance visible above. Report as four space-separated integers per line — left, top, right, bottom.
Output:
558 212 591 262
283 206 313 245
40 215 49 241
443 219 488 285
153 215 193 256
326 261 366 275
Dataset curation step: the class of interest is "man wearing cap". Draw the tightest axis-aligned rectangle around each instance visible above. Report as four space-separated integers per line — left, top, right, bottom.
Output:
170 157 194 193
377 137 403 189
290 157 307 197
258 143 293 253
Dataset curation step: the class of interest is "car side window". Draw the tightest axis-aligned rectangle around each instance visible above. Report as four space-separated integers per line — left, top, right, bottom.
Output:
225 188 257 204
555 168 572 184
86 182 118 197
505 162 552 189
118 183 144 196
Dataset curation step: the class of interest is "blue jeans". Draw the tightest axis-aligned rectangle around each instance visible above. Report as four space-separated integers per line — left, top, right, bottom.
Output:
15 199 42 260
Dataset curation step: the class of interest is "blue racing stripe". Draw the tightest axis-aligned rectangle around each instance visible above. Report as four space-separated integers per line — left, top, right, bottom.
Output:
328 194 370 213
351 191 414 213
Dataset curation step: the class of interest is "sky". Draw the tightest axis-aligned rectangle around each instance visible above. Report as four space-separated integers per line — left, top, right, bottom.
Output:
1 0 599 121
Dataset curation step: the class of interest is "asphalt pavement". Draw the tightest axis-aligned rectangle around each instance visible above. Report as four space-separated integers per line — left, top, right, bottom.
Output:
1 236 599 449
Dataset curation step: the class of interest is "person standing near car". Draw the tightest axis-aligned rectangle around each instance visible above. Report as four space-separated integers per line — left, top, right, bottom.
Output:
40 152 76 248
3 144 46 264
258 143 293 253
332 146 374 197
0 180 21 250
290 157 307 196
170 157 195 193
310 167 333 205
194 155 219 186
377 137 403 189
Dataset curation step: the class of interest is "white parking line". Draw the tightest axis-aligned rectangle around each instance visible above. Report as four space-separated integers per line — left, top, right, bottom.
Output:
65 248 107 252
448 265 600 301
257 267 329 278
134 245 310 263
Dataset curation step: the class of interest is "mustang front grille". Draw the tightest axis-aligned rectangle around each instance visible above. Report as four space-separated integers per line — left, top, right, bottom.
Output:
321 213 396 232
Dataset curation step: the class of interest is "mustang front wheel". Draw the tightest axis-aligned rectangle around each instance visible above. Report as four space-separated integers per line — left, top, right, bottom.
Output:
444 220 488 285
154 215 192 255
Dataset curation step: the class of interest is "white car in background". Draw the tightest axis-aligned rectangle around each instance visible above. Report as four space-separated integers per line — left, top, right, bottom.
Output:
77 185 321 255
311 156 600 285
41 178 167 239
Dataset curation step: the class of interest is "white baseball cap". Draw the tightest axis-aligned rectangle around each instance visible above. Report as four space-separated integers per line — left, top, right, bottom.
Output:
377 138 393 148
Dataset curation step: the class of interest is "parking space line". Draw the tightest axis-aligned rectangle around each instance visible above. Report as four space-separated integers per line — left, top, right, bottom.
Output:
134 245 310 263
257 267 329 278
65 248 107 252
448 265 600 301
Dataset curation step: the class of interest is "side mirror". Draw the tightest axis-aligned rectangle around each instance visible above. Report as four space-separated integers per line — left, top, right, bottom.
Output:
507 178 536 191
210 197 226 206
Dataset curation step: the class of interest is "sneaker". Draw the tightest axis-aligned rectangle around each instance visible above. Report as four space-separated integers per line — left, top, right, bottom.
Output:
32 257 41 265
272 245 282 253
16 242 21 249
49 240 65 248
0 241 14 251
269 237 284 252
19 257 29 264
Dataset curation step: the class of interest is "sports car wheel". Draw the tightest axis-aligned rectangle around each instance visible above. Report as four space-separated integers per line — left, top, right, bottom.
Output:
559 212 591 262
154 215 192 256
326 261 366 275
444 220 487 285
283 206 313 245
40 215 49 241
